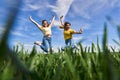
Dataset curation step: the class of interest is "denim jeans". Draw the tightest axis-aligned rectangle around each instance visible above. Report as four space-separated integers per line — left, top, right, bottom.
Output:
40 36 52 52
61 38 76 51
65 38 72 47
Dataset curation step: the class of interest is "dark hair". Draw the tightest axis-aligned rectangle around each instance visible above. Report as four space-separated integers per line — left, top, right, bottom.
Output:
64 22 71 26
42 20 47 24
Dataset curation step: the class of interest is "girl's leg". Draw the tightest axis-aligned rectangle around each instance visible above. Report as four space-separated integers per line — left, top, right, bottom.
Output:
40 36 49 52
61 39 72 51
62 39 77 50
47 37 52 52
65 39 72 48
67 39 77 49
48 37 52 48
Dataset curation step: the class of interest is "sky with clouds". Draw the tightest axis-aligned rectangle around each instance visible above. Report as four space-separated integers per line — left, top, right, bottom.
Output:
0 0 120 51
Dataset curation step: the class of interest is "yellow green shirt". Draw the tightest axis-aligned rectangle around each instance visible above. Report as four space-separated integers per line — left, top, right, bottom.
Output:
64 29 75 40
39 26 52 36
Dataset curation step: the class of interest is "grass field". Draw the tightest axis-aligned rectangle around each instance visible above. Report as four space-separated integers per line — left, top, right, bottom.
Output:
0 43 120 80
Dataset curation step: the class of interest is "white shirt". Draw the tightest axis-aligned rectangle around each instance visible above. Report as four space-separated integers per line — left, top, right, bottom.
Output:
39 26 52 36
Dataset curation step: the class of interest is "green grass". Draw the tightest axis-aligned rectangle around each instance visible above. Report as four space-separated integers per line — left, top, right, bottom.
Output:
0 42 120 80
0 34 120 80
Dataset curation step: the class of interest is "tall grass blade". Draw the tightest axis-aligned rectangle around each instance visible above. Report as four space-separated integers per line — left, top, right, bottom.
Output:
92 43 95 53
102 23 118 80
97 36 101 53
112 39 120 46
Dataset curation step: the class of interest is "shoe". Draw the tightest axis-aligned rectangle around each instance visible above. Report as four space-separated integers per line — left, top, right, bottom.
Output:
34 41 42 46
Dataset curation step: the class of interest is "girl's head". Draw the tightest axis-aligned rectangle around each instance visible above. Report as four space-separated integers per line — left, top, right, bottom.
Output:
42 20 48 27
64 22 71 30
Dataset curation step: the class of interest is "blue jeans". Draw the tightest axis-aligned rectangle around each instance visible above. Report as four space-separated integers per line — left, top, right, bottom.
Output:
65 38 72 47
40 36 52 52
61 38 76 50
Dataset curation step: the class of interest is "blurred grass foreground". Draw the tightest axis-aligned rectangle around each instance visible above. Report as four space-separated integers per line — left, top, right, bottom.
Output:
0 1 120 80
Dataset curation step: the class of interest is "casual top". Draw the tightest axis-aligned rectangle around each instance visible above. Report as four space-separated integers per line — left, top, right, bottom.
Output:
39 26 52 36
64 29 75 40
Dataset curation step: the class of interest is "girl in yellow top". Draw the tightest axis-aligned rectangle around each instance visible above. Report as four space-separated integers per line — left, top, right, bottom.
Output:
59 16 83 49
29 16 55 52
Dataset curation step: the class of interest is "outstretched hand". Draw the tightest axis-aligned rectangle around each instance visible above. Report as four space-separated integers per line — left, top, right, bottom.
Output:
60 15 63 19
52 16 55 20
29 16 33 21
79 28 83 33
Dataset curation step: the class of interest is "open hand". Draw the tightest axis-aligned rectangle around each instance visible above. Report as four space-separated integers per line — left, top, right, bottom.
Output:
60 15 63 19
79 28 83 33
52 16 55 19
29 16 33 20
29 16 31 19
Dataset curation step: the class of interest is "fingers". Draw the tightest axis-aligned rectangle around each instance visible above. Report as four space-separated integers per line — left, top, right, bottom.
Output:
80 28 83 33
60 15 63 19
29 16 31 19
53 16 55 19
29 16 33 21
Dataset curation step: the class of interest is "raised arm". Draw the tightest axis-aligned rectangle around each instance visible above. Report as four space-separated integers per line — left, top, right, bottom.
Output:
59 15 64 29
60 16 64 26
29 16 42 29
49 16 55 27
74 28 83 34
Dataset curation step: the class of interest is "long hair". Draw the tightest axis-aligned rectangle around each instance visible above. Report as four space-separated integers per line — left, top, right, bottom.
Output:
42 20 49 27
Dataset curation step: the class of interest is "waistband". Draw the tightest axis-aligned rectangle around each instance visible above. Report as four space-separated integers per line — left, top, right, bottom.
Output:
44 34 52 37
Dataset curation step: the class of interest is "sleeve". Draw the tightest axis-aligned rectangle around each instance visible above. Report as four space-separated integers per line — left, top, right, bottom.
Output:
70 29 75 34
39 26 43 31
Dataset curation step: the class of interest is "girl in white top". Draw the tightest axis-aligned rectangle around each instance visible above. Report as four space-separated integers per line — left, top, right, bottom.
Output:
29 16 55 52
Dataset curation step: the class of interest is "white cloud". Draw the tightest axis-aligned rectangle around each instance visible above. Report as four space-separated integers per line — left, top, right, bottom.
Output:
53 20 61 26
20 0 74 22
70 0 120 19
73 36 83 41
49 0 73 19
12 17 31 31
31 32 41 36
73 36 83 43
14 25 29 32
21 0 42 11
21 0 50 12
18 17 29 23
18 25 28 31
11 31 29 38
81 24 91 30
21 0 51 17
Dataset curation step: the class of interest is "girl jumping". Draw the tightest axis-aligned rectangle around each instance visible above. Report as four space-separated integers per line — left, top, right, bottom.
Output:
59 16 83 50
29 16 55 52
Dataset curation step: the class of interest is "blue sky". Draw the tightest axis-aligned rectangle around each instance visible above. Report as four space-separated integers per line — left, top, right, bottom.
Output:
0 0 120 51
